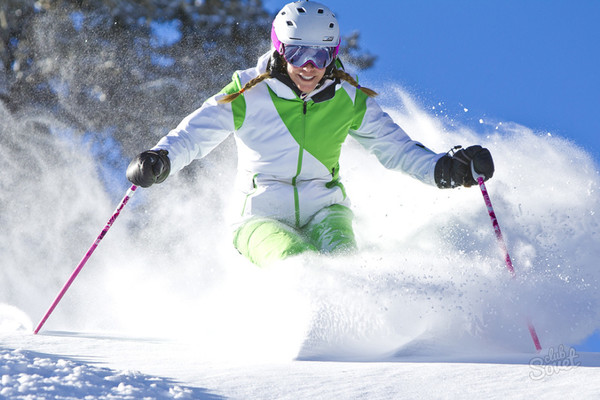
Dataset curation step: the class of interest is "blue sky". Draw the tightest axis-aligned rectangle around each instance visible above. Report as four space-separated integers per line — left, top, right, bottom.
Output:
263 1 600 351
264 0 600 161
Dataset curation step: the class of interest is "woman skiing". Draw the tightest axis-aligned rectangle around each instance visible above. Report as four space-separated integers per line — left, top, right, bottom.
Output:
126 0 495 267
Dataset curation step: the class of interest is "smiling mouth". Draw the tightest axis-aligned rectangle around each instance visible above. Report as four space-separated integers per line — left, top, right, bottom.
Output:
299 74 316 81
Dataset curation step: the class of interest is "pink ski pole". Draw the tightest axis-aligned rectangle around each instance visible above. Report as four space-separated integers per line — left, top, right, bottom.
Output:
34 184 138 334
476 175 542 352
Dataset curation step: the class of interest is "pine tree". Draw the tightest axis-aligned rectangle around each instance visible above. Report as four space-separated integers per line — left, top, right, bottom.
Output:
1 0 375 156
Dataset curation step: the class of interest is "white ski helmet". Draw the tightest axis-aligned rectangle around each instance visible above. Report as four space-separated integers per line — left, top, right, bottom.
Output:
271 1 340 53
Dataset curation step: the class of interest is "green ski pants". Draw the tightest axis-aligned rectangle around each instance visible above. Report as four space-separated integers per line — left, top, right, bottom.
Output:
233 204 357 267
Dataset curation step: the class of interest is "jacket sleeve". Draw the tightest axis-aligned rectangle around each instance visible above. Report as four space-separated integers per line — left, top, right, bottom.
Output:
151 73 245 174
348 93 444 186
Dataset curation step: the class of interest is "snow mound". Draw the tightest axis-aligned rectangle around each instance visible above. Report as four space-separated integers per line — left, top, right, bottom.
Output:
0 347 216 400
0 304 33 333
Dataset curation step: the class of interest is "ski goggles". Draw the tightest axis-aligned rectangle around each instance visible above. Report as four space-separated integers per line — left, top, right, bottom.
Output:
282 44 337 69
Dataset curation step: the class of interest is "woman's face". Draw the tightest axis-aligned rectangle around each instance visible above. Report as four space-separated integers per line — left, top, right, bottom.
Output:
286 62 326 94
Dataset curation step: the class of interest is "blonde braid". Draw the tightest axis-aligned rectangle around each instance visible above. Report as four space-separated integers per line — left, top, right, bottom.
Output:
332 69 378 97
217 71 272 104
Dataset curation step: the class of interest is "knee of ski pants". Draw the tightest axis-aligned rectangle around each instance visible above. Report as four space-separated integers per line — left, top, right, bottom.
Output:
233 218 318 267
304 204 357 254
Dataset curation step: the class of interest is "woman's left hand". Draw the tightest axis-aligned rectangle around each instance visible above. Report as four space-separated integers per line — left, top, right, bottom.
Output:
435 145 495 188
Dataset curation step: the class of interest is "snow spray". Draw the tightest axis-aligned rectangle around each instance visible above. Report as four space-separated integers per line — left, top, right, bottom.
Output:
4 88 599 359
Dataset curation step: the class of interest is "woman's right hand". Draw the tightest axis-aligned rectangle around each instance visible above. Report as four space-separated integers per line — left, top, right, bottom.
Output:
126 149 171 188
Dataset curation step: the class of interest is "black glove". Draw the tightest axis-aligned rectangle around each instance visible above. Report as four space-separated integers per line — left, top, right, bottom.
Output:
126 149 171 188
434 145 494 188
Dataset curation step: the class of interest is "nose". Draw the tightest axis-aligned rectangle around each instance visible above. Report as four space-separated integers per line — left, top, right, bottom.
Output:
302 62 317 71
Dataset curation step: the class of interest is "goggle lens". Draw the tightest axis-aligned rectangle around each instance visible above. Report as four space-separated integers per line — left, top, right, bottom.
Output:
282 45 336 69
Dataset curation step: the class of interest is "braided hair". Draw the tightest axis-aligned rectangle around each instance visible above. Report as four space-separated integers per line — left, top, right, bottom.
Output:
217 72 272 104
217 51 377 104
330 69 378 98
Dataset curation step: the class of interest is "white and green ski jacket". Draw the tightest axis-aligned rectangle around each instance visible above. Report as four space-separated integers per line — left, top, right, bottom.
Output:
153 52 444 227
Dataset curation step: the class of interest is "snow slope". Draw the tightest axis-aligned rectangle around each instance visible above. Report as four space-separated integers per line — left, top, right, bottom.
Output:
2 329 600 399
1 89 600 398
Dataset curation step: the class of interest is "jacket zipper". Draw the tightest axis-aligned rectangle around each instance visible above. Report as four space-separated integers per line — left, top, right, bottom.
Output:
292 101 308 227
